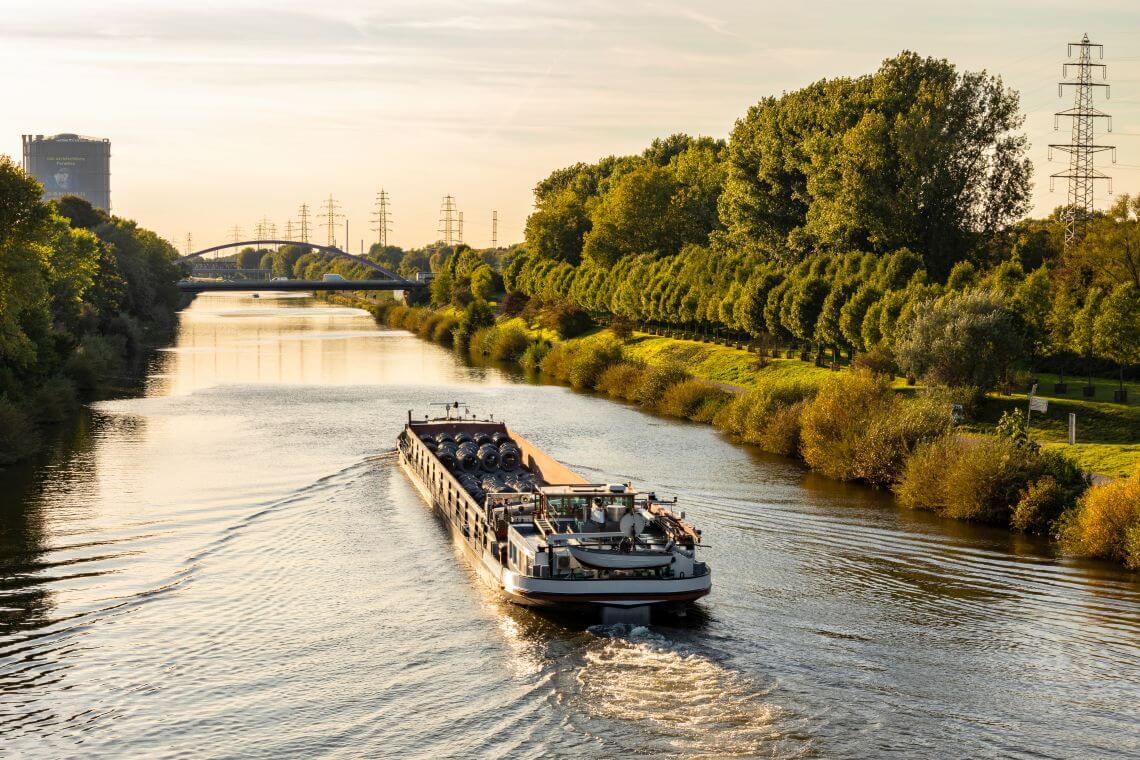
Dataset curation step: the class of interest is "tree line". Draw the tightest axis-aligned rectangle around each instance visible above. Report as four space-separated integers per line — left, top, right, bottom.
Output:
498 52 1138 398
0 157 181 463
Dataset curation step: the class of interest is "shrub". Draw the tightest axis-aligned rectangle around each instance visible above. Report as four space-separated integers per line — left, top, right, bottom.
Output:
541 301 593 339
64 334 124 392
596 362 645 401
711 377 820 456
540 336 624 390
634 362 691 408
658 380 733 422
30 376 79 424
489 324 531 362
431 314 458 346
852 345 897 377
1011 476 1068 534
0 400 40 465
754 400 805 456
800 370 949 487
895 435 964 513
897 434 1087 525
609 315 634 340
895 288 1023 392
519 340 551 372
920 384 983 418
500 290 530 317
1058 467 1140 568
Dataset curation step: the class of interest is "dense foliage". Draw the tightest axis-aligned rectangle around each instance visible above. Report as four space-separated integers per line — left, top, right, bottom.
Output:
0 159 181 463
502 52 1135 396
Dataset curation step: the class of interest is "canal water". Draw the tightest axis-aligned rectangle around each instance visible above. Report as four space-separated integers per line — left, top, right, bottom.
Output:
1 293 1137 759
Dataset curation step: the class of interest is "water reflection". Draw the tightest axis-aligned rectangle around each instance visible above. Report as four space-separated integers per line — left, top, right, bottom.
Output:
0 293 1135 759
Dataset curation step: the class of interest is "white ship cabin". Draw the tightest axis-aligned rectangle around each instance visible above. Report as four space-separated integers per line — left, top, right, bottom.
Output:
489 483 706 582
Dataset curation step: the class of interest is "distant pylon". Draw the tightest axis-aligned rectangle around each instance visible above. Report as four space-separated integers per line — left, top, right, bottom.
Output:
284 219 295 240
457 211 464 246
298 204 312 244
230 225 242 247
185 232 193 255
438 195 458 246
254 216 273 241
320 195 343 247
491 210 498 249
1050 33 1116 247
371 189 392 247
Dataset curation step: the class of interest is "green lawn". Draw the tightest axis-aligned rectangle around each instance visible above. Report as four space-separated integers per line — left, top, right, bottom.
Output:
961 391 1140 478
622 332 831 390
616 332 1138 478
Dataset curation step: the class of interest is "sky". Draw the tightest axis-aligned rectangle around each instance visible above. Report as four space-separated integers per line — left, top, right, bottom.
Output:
2 0 1139 253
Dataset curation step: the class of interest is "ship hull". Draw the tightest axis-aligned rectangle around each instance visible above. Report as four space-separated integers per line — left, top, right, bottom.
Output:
398 440 710 619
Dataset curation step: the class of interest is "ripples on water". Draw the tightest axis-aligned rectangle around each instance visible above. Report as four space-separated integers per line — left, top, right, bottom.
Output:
0 293 1136 759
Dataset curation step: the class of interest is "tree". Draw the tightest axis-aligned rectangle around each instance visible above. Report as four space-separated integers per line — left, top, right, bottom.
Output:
1093 283 1140 396
524 186 590 265
895 288 1023 394
1071 288 1105 388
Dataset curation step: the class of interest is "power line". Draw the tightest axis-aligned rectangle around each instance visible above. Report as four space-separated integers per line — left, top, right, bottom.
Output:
1049 33 1117 248
371 189 392 247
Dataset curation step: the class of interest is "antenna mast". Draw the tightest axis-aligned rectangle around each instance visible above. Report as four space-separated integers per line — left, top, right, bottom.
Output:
371 189 392 247
1050 33 1116 248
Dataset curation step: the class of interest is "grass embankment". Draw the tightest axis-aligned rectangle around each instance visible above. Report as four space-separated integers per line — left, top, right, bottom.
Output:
355 298 1138 568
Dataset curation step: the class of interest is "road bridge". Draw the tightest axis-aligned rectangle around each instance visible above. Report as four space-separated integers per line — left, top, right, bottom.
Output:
177 279 417 293
176 239 411 282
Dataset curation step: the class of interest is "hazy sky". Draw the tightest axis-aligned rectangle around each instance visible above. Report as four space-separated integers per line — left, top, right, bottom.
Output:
2 1 1138 252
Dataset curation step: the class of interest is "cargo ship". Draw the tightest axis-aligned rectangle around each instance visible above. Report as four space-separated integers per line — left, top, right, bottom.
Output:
397 405 711 623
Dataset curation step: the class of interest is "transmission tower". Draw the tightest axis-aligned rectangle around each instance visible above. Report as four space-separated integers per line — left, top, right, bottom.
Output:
185 232 193 255
254 216 274 242
1049 33 1116 248
438 195 458 246
457 211 464 246
298 204 312 244
230 225 242 247
491 210 498 249
284 219 295 240
320 195 344 247
371 189 392 247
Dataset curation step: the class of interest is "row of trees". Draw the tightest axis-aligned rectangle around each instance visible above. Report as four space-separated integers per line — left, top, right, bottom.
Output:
503 52 1138 395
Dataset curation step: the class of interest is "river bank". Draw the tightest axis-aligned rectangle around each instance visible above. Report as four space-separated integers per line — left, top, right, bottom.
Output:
344 295 1138 569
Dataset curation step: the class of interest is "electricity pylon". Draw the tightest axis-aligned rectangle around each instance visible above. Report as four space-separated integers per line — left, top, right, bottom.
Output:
185 232 193 255
438 195 458 246
457 211 464 246
491 210 498 249
284 219 295 240
320 195 343 247
371 189 392 247
298 204 312 244
254 216 274 241
230 225 242 247
1049 33 1116 248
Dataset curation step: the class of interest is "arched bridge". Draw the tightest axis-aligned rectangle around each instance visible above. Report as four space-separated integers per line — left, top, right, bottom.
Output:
176 239 423 292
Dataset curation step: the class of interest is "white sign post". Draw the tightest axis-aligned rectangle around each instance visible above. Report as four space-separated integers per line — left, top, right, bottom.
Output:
1069 412 1077 445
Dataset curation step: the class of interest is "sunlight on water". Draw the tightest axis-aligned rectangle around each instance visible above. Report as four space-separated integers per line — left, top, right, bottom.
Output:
0 293 1137 759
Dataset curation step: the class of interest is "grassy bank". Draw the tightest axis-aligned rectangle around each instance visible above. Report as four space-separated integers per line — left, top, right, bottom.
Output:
351 296 1137 569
